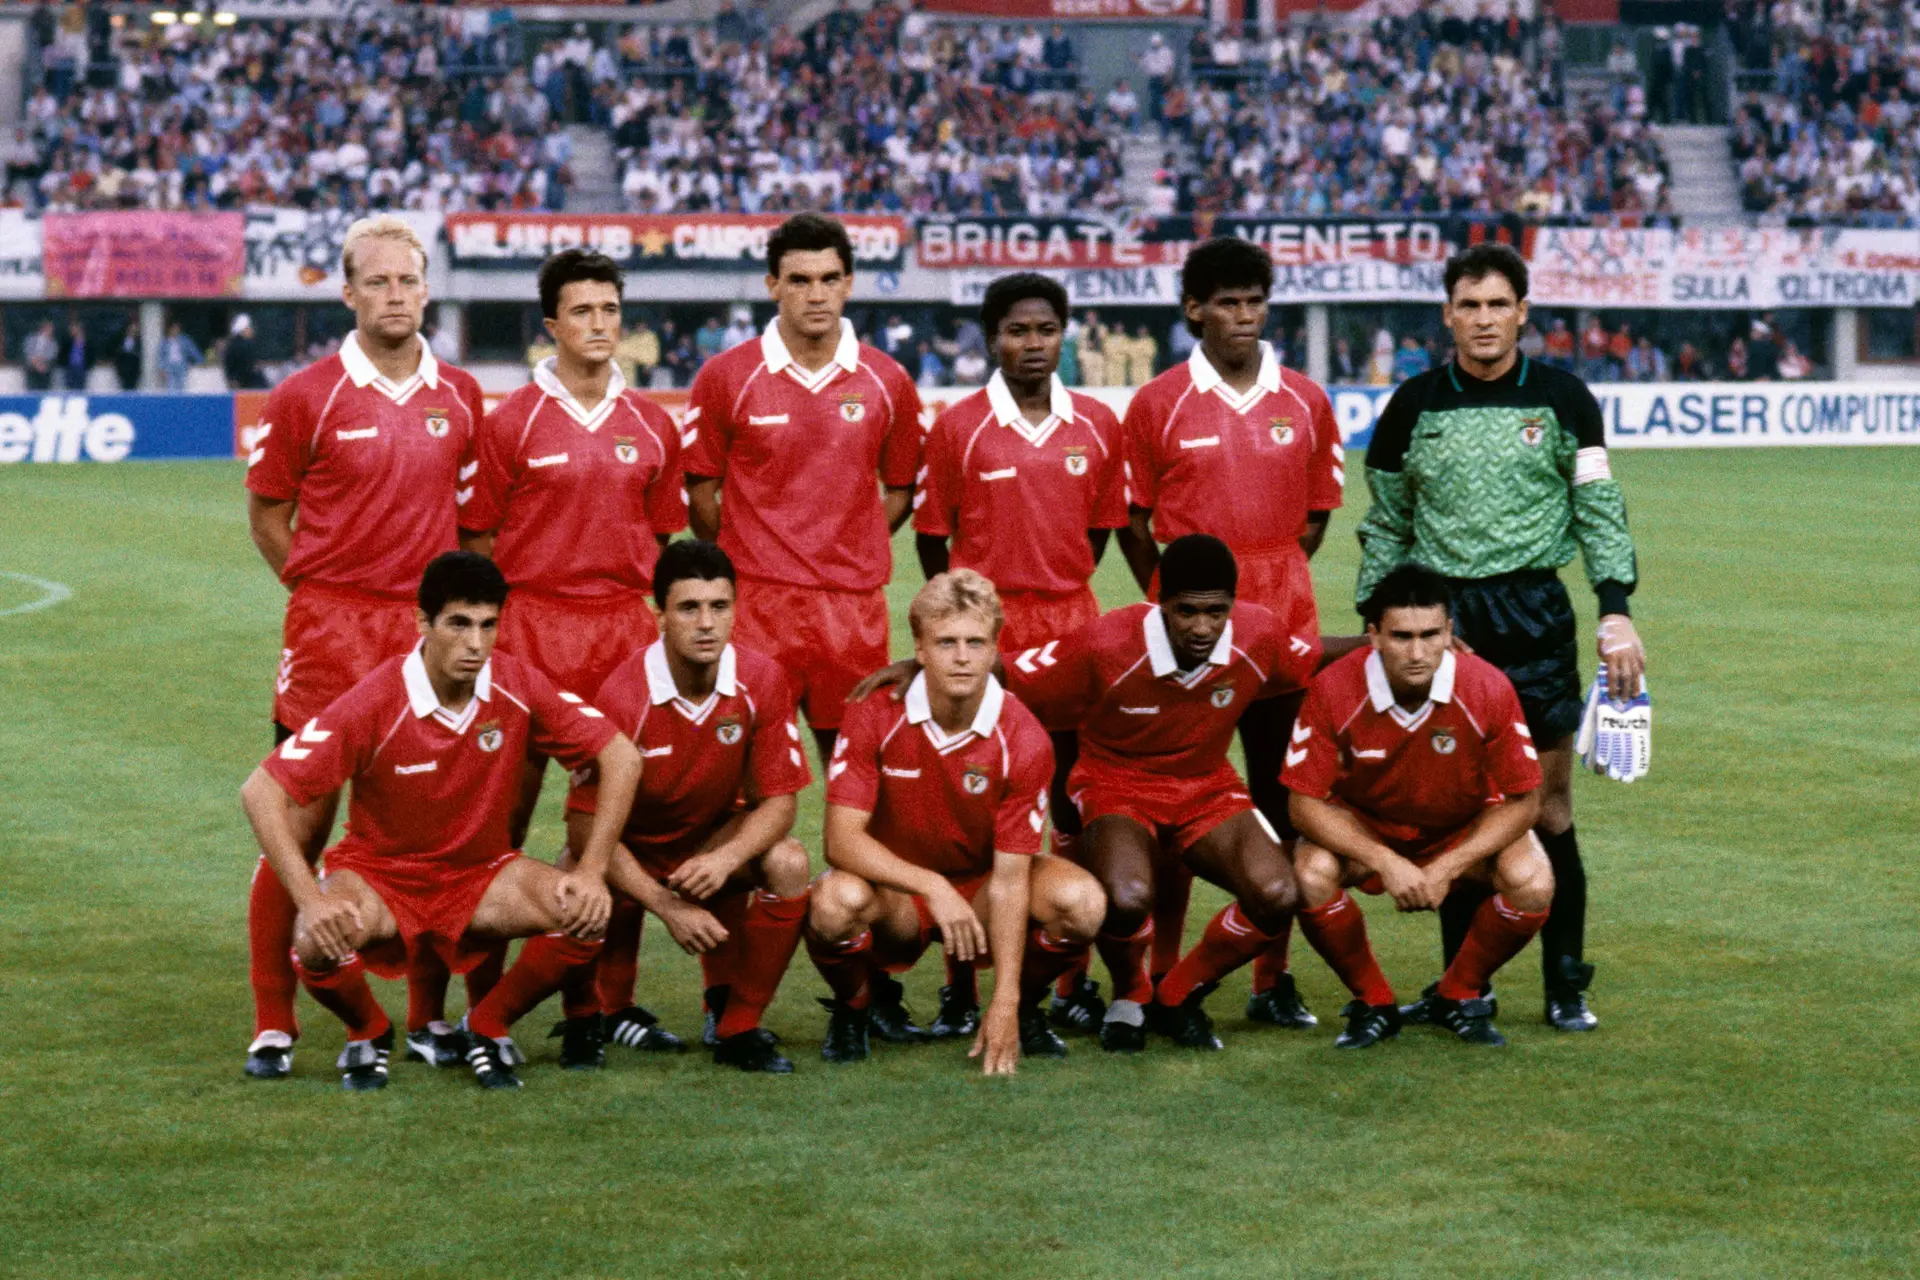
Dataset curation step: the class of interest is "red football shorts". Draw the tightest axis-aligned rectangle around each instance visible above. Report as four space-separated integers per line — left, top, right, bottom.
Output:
327 848 521 980
908 870 993 960
1338 809 1474 896
275 581 420 729
998 586 1101 656
732 578 888 731
498 588 658 702
1067 760 1254 857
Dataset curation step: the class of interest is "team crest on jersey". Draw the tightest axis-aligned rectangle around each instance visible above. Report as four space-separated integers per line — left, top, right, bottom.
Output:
1063 446 1090 476
839 394 866 423
477 721 503 753
614 436 639 464
424 410 450 439
1430 727 1457 755
1520 417 1546 447
962 764 990 796
1210 683 1236 709
717 716 743 746
1269 416 1296 446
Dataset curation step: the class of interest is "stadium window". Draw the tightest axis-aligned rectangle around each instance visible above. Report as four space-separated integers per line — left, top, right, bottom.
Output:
1861 310 1918 363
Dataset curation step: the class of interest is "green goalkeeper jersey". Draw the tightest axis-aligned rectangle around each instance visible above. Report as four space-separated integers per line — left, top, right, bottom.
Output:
1355 355 1638 615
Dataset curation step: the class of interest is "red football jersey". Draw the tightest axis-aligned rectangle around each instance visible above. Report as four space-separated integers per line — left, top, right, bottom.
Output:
262 646 617 871
1123 342 1344 554
1007 601 1318 779
913 372 1127 595
458 360 687 598
246 334 486 598
827 675 1052 877
1282 648 1543 843
682 319 923 591
567 641 812 848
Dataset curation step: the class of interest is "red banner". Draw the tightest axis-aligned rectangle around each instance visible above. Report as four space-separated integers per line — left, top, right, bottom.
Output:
912 0 1200 16
42 212 245 299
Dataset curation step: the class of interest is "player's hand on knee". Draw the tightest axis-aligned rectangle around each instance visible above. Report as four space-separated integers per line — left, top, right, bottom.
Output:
555 871 613 939
1379 857 1433 913
302 896 363 962
848 658 920 703
1420 865 1459 911
667 851 733 902
970 1002 1020 1076
1597 615 1645 698
660 900 728 954
929 885 987 962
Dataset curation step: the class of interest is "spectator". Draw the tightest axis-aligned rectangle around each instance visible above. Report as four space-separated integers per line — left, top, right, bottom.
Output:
1518 322 1547 361
114 319 141 391
223 314 266 391
158 322 202 392
1105 79 1141 132
1624 336 1657 382
1778 339 1812 379
722 307 756 352
1365 330 1396 385
695 314 727 364
1606 323 1634 381
1057 314 1081 385
1331 336 1358 382
1077 311 1110 386
23 320 57 390
953 344 988 386
1747 317 1781 380
1726 335 1750 380
1167 314 1198 366
882 314 916 361
60 319 87 391
1543 317 1577 370
619 318 660 387
1391 334 1431 382
1043 24 1077 91
1579 317 1612 382
916 339 947 387
1675 341 1709 381
425 322 460 365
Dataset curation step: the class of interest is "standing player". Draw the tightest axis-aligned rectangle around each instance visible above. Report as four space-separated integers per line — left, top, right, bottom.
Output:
1113 237 1344 1030
1007 535 1319 1052
912 271 1127 1037
241 215 489 1079
682 213 923 770
805 571 1107 1072
457 249 687 1053
1284 566 1553 1048
238 552 643 1090
1356 244 1643 1031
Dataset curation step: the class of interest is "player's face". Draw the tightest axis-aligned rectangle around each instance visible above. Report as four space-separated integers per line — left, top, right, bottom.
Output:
545 279 622 368
344 238 429 346
417 599 500 687
661 577 735 666
1161 592 1234 668
1186 285 1268 366
915 612 997 704
1443 273 1528 366
1368 605 1452 698
995 297 1063 384
766 249 852 342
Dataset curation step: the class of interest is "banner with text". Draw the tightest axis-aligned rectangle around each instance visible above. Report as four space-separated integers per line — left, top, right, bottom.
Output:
43 213 245 299
446 213 907 271
0 210 43 300
910 0 1201 17
244 211 444 299
1527 228 1920 310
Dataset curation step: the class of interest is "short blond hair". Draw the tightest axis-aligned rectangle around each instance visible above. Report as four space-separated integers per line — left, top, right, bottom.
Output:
909 569 1004 642
341 214 428 282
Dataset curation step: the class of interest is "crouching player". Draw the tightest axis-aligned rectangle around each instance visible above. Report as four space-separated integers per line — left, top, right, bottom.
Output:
806 571 1106 1073
1284 565 1553 1048
238 552 642 1090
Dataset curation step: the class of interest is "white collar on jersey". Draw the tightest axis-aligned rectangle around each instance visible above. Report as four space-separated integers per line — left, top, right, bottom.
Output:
1144 606 1234 679
904 670 1006 740
984 369 1076 446
1187 340 1281 408
531 356 626 431
341 331 440 395
402 641 491 732
1364 648 1456 714
644 638 738 706
760 317 860 389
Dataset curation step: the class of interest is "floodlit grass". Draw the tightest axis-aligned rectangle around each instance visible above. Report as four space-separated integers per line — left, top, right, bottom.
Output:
1 451 1914 1278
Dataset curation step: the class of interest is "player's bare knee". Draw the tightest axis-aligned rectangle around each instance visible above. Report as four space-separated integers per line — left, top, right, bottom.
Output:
1240 876 1299 934
1041 871 1106 943
1291 842 1343 907
808 870 873 940
760 838 811 898
1498 837 1555 913
1101 873 1152 935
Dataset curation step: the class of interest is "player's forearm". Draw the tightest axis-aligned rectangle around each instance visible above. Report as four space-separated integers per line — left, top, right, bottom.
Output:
984 856 1030 1007
1289 795 1409 876
710 794 798 871
825 811 948 900
1427 794 1542 881
575 738 642 878
1117 511 1159 596
915 533 950 580
240 768 324 907
604 843 679 917
883 484 914 532
246 495 294 578
687 477 721 541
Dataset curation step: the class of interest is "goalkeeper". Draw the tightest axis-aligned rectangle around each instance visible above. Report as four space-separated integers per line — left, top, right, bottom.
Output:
1354 243 1645 1033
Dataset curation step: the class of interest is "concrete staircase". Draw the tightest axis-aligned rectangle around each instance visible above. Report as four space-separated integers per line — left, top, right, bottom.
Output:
1651 124 1744 222
564 124 622 214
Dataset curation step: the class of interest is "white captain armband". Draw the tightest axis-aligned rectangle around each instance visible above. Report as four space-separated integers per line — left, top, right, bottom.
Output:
1572 447 1612 486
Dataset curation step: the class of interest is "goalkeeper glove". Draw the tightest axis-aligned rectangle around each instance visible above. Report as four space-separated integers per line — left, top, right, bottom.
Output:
1576 669 1651 783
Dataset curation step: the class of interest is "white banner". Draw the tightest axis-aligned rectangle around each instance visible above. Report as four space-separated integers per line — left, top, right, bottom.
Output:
1597 381 1920 447
0 210 44 300
949 267 1182 307
243 211 443 299
1528 227 1920 310
949 260 1451 306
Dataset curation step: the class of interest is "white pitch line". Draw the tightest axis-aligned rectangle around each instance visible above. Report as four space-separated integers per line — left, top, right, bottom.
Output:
0 571 73 618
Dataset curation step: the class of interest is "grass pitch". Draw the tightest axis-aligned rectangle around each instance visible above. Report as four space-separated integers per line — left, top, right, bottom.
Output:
1 450 1916 1278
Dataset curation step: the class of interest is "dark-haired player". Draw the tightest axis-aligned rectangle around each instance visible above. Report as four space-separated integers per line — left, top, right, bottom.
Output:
911 271 1127 1037
457 248 687 1056
1357 243 1643 1031
1112 237 1344 1031
242 215 489 1079
1286 565 1552 1048
1007 535 1318 1052
238 552 642 1090
683 213 923 769
806 570 1106 1073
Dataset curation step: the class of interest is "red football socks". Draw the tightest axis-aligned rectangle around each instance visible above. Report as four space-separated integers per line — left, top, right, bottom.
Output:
467 933 602 1040
806 927 874 1009
1156 903 1277 1007
1437 895 1549 1002
1248 916 1296 995
1054 948 1092 997
1297 892 1395 1007
1094 918 1155 1006
292 951 391 1042
593 897 645 1014
715 890 808 1038
1020 926 1091 1004
464 942 507 1007
248 859 301 1039
406 946 453 1033
1149 867 1193 978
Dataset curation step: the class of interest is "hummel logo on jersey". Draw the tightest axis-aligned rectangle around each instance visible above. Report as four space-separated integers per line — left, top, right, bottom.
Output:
979 467 1017 481
1289 636 1313 656
1013 641 1058 675
749 414 790 426
717 717 743 745
1120 705 1159 715
476 722 503 753
395 761 438 775
1179 435 1220 449
882 766 921 779
614 436 639 464
1284 746 1308 767
962 765 990 796
278 720 332 761
1430 728 1457 755
1291 722 1312 744
641 746 674 758
529 453 569 468
1352 748 1387 759
424 411 450 439
337 426 378 441
1210 685 1236 709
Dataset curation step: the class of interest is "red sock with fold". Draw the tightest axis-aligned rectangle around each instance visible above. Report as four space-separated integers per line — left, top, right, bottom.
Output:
1054 948 1091 998
1248 916 1296 995
248 860 301 1039
406 946 452 1032
292 951 391 1042
1094 919 1154 1005
806 927 874 1009
1149 868 1193 982
1156 903 1278 1007
464 941 507 1007
1437 895 1549 1001
1297 893 1395 1007
467 933 602 1039
594 897 645 1014
715 890 809 1038
1020 926 1091 1004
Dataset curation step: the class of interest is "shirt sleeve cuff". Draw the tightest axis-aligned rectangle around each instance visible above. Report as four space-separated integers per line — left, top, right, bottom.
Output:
1595 581 1632 618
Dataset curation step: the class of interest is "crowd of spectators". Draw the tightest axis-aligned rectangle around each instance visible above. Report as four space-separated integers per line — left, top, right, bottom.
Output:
8 8 574 213
1725 0 1920 225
